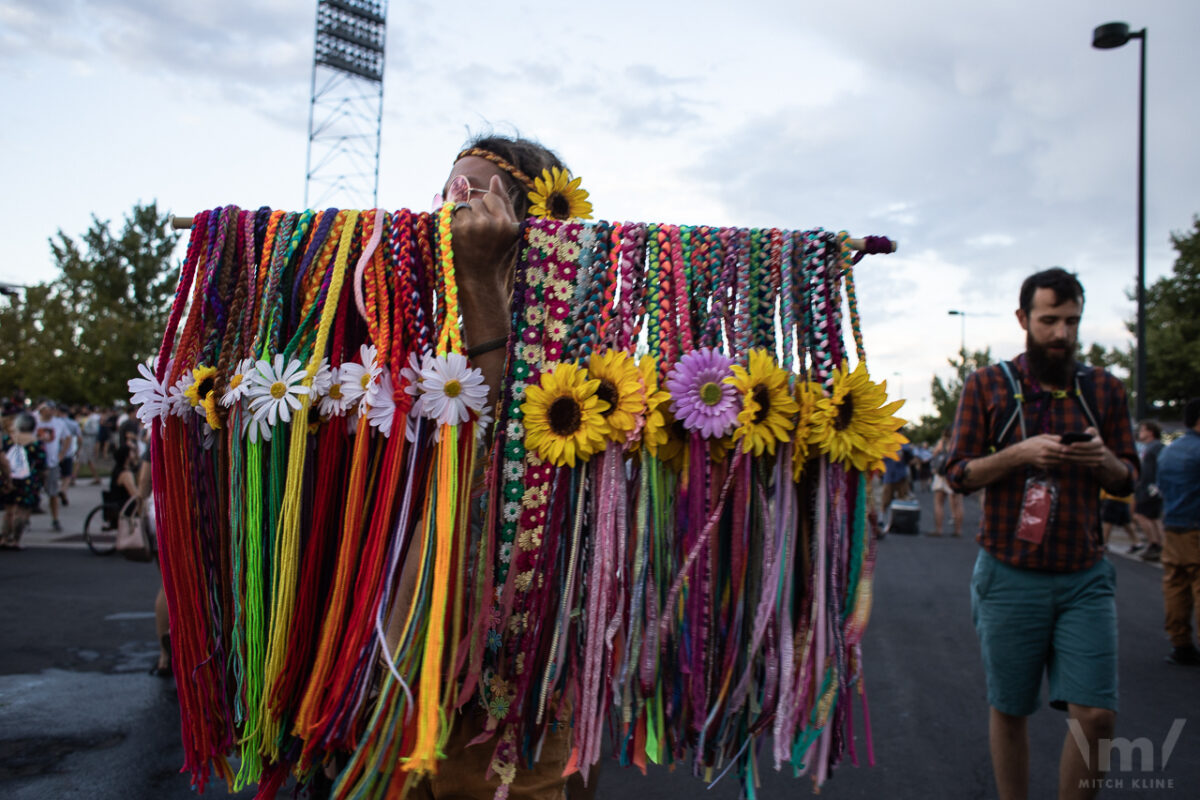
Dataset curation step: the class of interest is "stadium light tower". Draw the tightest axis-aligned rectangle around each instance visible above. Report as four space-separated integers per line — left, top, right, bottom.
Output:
305 0 388 210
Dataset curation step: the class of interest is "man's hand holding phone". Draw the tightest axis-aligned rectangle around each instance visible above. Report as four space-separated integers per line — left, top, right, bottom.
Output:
1062 427 1106 467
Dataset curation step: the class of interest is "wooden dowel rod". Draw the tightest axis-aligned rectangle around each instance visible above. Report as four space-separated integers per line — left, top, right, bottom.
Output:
842 237 898 253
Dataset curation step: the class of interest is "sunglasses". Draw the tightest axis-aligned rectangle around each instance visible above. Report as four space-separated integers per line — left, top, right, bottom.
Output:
432 174 491 211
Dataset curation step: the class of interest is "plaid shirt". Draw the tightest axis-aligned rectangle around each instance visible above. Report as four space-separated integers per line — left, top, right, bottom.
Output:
946 354 1138 573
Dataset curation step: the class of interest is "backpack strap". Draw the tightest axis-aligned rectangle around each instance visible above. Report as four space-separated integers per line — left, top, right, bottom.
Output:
1073 364 1101 432
991 360 1025 451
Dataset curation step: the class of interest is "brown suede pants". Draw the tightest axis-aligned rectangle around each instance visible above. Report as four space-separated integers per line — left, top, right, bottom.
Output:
1162 528 1200 647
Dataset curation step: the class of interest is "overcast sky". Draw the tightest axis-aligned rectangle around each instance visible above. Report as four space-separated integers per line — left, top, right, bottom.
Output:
2 0 1198 419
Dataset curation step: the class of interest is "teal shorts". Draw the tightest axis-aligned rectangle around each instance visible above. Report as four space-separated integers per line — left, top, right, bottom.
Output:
971 549 1118 716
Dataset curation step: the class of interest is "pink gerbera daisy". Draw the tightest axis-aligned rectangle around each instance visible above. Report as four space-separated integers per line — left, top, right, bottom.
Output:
664 347 740 438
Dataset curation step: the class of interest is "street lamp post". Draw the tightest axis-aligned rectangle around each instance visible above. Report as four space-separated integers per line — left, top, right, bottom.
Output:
1093 21 1148 421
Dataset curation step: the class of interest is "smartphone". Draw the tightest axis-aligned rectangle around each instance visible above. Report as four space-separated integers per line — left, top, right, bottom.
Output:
1060 431 1094 445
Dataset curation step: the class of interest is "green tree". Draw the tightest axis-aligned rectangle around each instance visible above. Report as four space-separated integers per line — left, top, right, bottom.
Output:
0 202 179 406
907 347 994 443
1142 217 1200 414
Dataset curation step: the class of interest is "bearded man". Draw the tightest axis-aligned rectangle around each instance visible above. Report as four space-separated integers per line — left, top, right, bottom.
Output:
945 268 1137 800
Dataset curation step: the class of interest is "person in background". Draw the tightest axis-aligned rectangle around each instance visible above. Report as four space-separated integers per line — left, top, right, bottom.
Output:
1131 420 1165 562
911 442 933 492
58 405 82 497
1 415 13 543
79 405 102 484
879 440 913 532
97 409 116 462
35 402 72 533
107 444 140 524
946 268 1136 800
930 429 963 537
2 413 48 550
3 389 27 417
1156 397 1200 667
120 417 148 458
1098 489 1139 554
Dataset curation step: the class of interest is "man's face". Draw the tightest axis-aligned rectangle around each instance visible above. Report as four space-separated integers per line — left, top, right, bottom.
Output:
1017 287 1082 385
37 405 51 421
1137 424 1153 443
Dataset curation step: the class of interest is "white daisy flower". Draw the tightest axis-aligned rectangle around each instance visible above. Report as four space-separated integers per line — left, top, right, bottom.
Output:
200 422 216 451
399 350 434 443
339 343 380 411
246 354 308 427
128 362 168 424
221 357 255 408
311 358 333 397
365 368 396 437
168 373 194 418
317 365 349 417
417 352 488 427
400 350 428 417
243 410 273 443
474 404 494 442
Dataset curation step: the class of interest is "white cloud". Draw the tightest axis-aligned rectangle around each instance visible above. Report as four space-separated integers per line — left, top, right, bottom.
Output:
966 233 1015 248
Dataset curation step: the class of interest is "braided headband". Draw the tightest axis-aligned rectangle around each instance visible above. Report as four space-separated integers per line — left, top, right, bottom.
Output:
455 147 536 191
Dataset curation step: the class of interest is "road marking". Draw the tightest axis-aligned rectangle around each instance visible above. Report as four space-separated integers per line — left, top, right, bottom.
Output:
104 612 157 621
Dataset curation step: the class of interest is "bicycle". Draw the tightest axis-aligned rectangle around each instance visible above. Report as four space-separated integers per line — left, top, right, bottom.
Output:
82 491 124 556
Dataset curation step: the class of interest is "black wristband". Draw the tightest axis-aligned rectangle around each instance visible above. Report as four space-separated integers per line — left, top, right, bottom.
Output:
466 336 508 358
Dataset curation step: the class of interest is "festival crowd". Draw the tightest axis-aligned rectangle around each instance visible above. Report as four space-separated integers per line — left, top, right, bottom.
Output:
1 394 148 548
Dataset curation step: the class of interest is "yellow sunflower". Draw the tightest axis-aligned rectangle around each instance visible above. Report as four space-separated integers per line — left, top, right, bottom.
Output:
653 409 689 474
587 349 646 444
527 167 594 220
635 354 671 454
201 391 222 430
792 380 824 480
184 364 222 428
184 365 218 408
808 361 907 473
709 434 735 463
724 349 799 457
522 362 610 467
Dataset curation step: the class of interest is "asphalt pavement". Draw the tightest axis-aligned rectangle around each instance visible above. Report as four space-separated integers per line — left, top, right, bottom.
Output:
2 483 1197 798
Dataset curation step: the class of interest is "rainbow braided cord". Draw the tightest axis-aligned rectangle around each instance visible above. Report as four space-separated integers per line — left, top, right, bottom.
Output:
669 224 691 356
837 231 866 364
597 222 621 350
644 224 664 365
780 230 797 371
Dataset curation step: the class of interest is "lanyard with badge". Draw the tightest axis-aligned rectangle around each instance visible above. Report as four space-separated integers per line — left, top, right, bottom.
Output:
1001 360 1059 546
